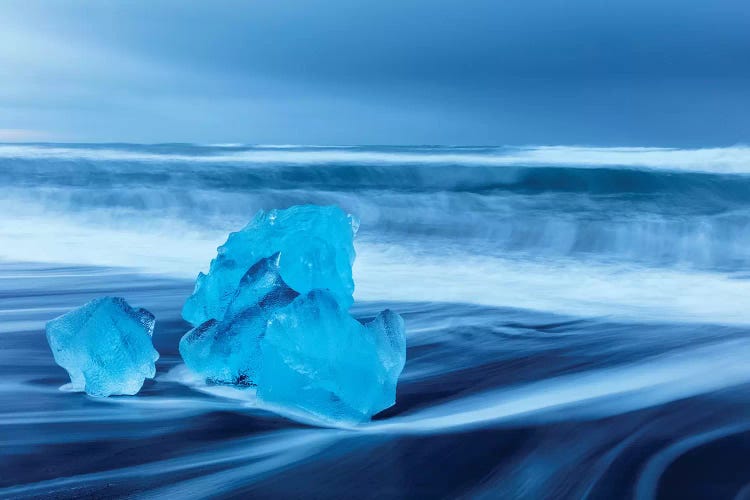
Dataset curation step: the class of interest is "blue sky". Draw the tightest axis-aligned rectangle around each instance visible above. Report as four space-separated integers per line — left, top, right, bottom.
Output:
1 0 748 145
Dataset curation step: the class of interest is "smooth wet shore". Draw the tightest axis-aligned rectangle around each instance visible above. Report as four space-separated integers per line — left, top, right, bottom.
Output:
2 262 750 499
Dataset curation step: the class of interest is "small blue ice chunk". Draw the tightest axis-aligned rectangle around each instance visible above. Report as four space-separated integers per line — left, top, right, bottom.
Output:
256 290 406 422
45 297 159 397
182 205 358 326
179 254 299 385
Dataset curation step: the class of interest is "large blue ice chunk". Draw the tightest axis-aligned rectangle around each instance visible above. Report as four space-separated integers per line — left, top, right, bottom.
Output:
256 290 406 422
182 205 358 326
181 282 406 422
179 204 406 422
45 297 159 397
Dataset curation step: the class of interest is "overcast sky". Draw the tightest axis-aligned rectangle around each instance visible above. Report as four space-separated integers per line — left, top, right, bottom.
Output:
1 0 748 145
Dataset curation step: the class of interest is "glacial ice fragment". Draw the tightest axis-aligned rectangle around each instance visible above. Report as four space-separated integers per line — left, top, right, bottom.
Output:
179 204 406 422
182 205 358 326
45 297 159 397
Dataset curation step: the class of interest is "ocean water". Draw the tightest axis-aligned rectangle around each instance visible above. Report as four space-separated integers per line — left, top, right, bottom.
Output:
0 143 749 499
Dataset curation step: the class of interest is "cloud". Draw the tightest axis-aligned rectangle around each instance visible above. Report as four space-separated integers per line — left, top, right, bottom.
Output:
0 129 50 142
0 1 748 144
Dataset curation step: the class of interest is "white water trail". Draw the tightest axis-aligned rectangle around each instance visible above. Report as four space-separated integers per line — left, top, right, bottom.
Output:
1 211 748 324
365 338 750 434
2 144 750 173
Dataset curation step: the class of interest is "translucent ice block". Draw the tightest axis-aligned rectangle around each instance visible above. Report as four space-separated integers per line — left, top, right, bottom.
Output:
46 297 159 397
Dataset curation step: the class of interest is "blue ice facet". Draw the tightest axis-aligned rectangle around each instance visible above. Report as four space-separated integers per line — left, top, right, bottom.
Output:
256 291 406 422
182 205 358 326
45 297 159 397
179 254 299 385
